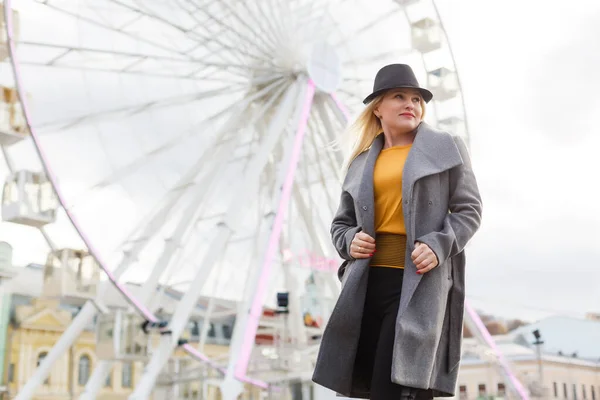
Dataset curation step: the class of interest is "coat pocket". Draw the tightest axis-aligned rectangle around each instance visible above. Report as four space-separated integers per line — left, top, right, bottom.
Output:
447 288 464 372
447 257 465 372
337 260 349 282
339 260 356 289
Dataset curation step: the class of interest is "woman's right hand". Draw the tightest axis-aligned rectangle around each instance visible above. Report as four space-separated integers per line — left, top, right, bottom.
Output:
350 232 376 259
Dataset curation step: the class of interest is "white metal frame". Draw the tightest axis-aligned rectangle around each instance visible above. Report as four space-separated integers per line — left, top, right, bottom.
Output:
0 1 529 399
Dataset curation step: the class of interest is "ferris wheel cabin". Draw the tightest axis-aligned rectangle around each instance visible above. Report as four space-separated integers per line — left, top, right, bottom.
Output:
0 86 28 146
42 248 100 300
1 170 58 227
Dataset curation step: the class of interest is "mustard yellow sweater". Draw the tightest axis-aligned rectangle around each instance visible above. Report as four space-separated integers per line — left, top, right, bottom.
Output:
369 144 411 268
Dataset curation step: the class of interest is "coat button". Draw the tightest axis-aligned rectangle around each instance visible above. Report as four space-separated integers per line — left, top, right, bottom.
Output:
362 205 368 211
404 200 409 205
428 200 433 205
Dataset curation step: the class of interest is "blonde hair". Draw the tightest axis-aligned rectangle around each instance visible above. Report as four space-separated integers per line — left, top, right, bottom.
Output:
343 92 426 169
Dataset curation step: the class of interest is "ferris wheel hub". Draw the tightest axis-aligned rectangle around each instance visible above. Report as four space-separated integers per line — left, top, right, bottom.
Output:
307 41 342 93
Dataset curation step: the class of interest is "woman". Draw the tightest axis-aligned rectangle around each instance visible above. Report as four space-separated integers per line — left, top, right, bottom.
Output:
312 64 483 400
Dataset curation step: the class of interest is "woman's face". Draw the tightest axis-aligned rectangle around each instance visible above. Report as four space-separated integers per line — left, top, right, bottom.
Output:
374 88 423 133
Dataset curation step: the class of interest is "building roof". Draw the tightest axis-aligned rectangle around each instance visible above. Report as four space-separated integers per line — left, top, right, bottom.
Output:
511 316 600 361
2 263 238 321
461 316 600 368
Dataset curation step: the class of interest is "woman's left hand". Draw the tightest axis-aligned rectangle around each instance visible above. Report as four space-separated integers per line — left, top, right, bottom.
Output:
411 242 439 274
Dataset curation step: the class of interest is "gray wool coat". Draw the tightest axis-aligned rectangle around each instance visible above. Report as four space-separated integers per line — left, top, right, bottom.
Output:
312 122 483 398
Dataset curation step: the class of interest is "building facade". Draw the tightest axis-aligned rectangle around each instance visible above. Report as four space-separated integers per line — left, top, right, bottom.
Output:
2 296 144 399
456 315 600 400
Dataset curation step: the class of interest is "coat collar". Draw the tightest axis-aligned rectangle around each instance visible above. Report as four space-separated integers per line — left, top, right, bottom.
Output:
356 122 464 237
354 122 464 321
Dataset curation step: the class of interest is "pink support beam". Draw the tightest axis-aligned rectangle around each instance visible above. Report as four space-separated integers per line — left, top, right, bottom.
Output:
464 302 529 400
3 0 265 388
329 92 529 400
329 92 350 120
235 79 317 379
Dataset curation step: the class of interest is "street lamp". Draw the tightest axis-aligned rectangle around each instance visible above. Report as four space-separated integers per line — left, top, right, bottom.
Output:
276 292 290 315
275 292 290 371
532 329 545 392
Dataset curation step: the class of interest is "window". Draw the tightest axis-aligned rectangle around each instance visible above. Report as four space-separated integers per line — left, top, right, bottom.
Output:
554 382 559 398
290 381 303 400
78 354 91 386
565 383 569 399
37 352 50 385
122 362 133 388
459 385 468 400
591 386 596 400
208 323 216 337
8 363 14 383
222 324 232 339
104 372 112 388
584 385 587 400
478 384 487 396
498 383 506 396
574 384 578 400
191 321 200 336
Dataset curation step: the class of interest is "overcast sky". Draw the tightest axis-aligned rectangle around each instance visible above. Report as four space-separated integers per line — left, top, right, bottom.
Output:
0 0 598 323
437 0 600 321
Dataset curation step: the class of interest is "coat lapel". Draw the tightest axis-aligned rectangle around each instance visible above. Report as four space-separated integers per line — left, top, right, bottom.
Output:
398 122 464 318
355 134 384 238
354 123 463 239
402 122 464 199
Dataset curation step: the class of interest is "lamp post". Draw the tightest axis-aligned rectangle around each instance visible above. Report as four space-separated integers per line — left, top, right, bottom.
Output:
275 292 290 371
532 329 544 392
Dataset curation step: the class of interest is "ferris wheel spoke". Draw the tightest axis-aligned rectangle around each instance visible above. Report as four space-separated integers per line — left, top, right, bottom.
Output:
173 2 251 68
17 40 252 78
170 0 261 69
39 83 246 131
315 96 346 151
37 1 198 60
106 0 258 67
20 59 248 86
292 0 335 43
237 2 286 52
342 47 416 66
69 78 288 211
81 139 246 397
269 0 315 44
231 80 316 386
309 107 343 185
332 88 363 111
291 184 329 262
181 0 282 69
108 78 289 263
218 2 282 60
136 173 227 309
130 81 303 399
254 0 289 47
332 6 404 48
110 134 247 269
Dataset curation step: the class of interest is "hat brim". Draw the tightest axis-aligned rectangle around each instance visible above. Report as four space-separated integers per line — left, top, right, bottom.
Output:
362 86 433 105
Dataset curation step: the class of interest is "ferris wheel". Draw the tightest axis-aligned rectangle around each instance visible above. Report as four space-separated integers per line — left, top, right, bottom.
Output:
0 0 530 399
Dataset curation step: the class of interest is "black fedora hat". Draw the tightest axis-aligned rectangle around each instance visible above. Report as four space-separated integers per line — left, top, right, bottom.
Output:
363 64 433 104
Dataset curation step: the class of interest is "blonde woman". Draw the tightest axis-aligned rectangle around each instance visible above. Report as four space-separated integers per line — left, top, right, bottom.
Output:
312 64 483 400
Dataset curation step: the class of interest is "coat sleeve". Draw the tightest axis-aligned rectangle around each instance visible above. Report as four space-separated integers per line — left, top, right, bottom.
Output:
416 136 483 265
331 190 361 261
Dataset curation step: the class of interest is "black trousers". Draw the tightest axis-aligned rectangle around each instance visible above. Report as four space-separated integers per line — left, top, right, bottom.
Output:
353 267 433 400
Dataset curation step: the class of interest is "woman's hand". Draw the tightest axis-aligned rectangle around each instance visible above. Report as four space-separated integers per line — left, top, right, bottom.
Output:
349 232 376 259
411 241 439 274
